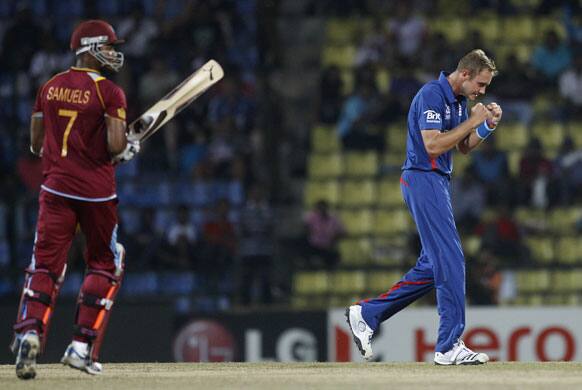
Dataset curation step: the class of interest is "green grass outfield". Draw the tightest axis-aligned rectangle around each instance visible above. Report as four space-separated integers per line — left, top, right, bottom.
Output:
1 362 581 390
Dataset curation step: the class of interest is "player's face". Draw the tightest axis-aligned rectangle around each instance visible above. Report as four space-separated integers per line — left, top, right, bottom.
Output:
462 69 493 100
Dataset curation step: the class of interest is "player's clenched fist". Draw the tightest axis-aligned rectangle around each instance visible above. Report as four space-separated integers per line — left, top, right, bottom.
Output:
486 102 502 127
470 103 490 127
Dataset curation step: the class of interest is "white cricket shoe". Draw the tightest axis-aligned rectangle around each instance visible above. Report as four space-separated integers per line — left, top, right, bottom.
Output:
61 342 103 375
345 305 374 361
15 331 40 380
434 339 489 365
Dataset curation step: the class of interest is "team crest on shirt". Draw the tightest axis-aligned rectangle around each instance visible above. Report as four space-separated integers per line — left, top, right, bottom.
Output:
445 105 451 120
423 110 441 123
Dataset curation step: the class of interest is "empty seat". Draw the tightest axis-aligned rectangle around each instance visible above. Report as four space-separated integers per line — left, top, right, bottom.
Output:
556 237 582 264
344 151 379 177
496 122 528 149
293 271 330 295
122 272 158 296
526 237 555 263
516 270 551 292
340 209 374 235
367 271 403 294
329 271 367 294
385 123 407 151
373 208 412 236
501 17 535 43
549 207 582 234
338 238 373 265
552 270 582 292
532 122 565 151
308 153 343 178
430 17 466 42
321 45 357 68
312 125 340 152
377 178 404 207
340 179 377 207
304 180 340 207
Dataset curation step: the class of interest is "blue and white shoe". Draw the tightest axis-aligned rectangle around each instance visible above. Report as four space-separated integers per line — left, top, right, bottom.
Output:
434 339 489 365
345 305 374 361
61 342 102 375
15 331 40 380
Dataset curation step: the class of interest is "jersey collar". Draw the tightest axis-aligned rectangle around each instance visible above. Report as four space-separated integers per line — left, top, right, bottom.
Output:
70 66 101 74
438 71 464 104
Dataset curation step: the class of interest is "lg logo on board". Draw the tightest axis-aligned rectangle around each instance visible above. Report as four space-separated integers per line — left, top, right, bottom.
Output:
173 320 236 362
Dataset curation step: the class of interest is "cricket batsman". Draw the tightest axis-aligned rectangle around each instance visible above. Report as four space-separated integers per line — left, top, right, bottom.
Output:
11 19 139 379
347 49 503 365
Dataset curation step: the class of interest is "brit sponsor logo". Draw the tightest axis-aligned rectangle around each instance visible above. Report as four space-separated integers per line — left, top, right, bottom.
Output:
423 110 441 123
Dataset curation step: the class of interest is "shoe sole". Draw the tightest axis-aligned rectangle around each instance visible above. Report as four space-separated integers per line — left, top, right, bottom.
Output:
15 337 39 380
62 355 102 375
344 307 369 360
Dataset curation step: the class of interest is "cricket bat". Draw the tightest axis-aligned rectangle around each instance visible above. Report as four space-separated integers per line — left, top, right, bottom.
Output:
127 59 224 143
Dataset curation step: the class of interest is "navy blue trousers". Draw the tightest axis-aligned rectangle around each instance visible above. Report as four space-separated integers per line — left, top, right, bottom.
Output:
359 170 466 353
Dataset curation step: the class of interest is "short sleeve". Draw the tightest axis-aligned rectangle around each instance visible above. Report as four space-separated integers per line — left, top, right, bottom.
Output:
417 88 444 131
103 81 127 121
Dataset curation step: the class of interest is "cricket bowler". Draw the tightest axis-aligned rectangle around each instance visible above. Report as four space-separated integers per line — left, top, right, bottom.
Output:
347 49 503 365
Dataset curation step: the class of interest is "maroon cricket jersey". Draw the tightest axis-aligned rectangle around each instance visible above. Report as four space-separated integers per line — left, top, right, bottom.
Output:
33 66 127 201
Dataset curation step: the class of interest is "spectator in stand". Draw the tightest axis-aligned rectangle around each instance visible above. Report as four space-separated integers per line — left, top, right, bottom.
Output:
201 199 237 291
458 30 495 62
238 184 275 305
476 205 529 265
387 58 423 117
354 19 391 68
470 136 511 206
336 81 384 152
488 54 535 127
466 249 502 305
531 30 572 88
179 131 209 177
419 31 457 80
317 66 344 124
208 76 256 135
451 167 486 234
558 52 582 121
29 36 70 87
554 136 582 204
0 5 43 72
130 208 163 269
518 138 555 208
387 0 427 63
159 205 198 270
116 6 158 76
139 57 181 169
302 200 345 269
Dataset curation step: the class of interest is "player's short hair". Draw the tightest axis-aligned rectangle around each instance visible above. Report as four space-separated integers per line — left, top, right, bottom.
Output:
457 49 498 77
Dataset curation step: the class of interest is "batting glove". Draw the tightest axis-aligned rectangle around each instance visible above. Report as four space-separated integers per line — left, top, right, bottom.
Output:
114 139 140 163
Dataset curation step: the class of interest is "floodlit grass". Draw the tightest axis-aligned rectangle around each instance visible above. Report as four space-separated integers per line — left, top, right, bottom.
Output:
1 362 582 389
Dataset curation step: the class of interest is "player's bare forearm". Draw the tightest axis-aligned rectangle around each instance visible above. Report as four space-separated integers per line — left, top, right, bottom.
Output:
422 120 477 159
30 115 44 156
456 131 483 154
106 115 127 156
